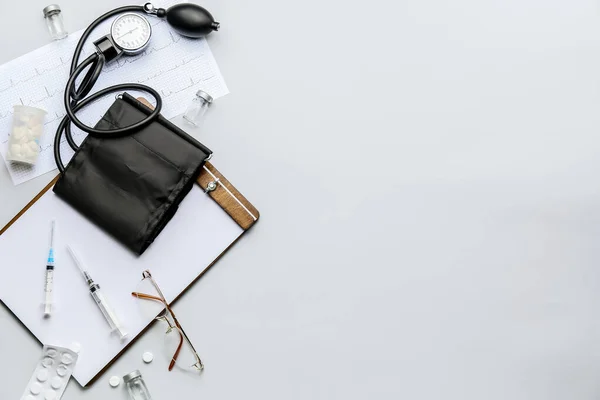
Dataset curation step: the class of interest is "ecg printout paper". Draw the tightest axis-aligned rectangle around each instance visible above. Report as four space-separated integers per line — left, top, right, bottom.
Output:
0 0 228 185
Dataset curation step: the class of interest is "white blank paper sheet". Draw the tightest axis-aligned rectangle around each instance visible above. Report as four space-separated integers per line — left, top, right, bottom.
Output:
0 184 244 386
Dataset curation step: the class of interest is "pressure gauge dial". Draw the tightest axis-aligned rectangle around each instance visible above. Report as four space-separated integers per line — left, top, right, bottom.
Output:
110 13 152 55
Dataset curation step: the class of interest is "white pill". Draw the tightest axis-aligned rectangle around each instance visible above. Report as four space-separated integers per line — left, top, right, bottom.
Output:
36 368 49 382
25 396 36 400
51 377 62 390
44 389 57 400
41 357 54 368
61 353 74 364
10 144 21 154
142 352 154 363
13 127 25 139
30 382 42 395
109 376 120 388
70 342 82 353
56 365 68 377
28 119 42 129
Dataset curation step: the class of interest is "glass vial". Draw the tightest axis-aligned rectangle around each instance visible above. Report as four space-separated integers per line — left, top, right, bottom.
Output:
123 370 153 400
183 90 213 126
43 5 68 40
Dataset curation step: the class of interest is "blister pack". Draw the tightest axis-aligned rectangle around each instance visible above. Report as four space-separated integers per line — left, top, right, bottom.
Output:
21 345 78 400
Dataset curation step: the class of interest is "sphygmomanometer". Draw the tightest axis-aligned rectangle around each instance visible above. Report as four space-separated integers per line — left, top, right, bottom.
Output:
52 3 220 255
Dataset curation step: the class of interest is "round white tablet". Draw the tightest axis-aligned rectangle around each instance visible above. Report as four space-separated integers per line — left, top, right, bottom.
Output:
36 368 49 382
142 352 154 363
56 365 68 377
109 376 120 388
41 357 54 368
60 353 74 365
44 389 57 400
51 377 63 390
30 382 42 395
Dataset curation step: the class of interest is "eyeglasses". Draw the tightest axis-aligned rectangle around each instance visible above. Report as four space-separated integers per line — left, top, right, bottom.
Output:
132 270 204 372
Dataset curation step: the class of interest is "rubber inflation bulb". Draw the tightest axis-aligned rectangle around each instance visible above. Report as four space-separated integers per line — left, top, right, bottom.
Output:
166 3 220 38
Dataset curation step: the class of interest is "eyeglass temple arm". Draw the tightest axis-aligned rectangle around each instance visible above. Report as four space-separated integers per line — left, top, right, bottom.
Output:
132 292 162 302
132 291 204 370
170 331 185 371
146 278 205 370
164 301 204 370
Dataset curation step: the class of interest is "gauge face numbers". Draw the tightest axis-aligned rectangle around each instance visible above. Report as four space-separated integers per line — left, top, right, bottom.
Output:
111 14 152 54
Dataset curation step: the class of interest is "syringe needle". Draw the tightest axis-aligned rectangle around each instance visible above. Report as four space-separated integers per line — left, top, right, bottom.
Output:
67 245 89 281
49 220 55 248
67 245 128 340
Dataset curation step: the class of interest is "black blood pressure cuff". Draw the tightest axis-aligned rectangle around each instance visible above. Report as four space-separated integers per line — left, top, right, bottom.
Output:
53 93 212 255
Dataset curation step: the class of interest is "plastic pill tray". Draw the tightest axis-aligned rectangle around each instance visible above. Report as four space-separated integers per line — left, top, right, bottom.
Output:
21 345 78 400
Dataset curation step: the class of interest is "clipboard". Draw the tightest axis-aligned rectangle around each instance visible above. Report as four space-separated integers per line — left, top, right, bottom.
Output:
0 105 259 386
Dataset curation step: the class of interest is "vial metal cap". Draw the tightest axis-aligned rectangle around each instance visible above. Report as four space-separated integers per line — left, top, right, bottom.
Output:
122 370 142 383
196 90 214 104
43 4 61 17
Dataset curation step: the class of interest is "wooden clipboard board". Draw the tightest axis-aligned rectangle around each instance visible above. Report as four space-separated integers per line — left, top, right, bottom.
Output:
0 100 259 385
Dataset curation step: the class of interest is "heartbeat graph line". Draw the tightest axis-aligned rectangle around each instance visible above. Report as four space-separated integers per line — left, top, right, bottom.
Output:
0 35 205 122
0 88 63 122
0 27 191 92
28 86 61 106
161 77 201 97
44 112 66 126
38 129 86 153
0 58 69 94
138 55 202 83
102 31 190 73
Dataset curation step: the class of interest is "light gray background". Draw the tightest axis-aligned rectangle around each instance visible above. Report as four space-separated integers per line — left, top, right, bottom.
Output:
2 0 600 399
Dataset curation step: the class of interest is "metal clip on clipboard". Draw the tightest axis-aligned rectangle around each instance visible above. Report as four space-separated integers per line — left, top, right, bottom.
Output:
136 97 260 231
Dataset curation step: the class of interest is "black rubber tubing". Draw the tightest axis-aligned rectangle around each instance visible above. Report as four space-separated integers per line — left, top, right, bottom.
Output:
54 5 164 173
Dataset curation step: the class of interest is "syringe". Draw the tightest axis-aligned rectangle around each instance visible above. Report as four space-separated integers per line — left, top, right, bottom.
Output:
67 245 128 340
43 220 56 317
